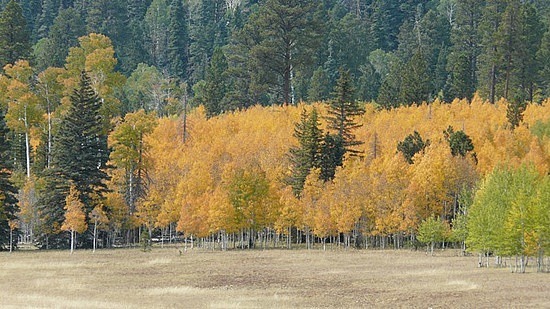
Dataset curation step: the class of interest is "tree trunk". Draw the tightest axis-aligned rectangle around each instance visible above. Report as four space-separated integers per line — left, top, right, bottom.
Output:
9 228 13 253
489 63 496 104
93 220 97 253
70 230 75 254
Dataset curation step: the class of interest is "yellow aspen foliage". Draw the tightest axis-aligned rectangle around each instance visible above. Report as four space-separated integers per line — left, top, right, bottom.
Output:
367 154 412 236
135 190 162 233
329 160 366 235
61 184 87 253
300 169 325 234
406 141 458 221
61 184 88 234
275 186 301 235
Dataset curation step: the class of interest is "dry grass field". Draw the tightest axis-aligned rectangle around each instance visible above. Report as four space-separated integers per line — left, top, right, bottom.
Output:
1 247 549 308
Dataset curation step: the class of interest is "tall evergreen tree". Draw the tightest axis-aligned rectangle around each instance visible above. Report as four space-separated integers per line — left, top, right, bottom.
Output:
399 50 432 105
325 69 365 155
121 0 152 74
477 0 506 104
167 0 189 81
287 108 323 197
35 0 59 39
248 0 321 105
51 71 109 214
86 0 128 72
369 0 402 51
202 47 228 117
537 30 550 98
513 3 544 103
0 0 31 69
189 0 227 83
0 108 18 250
44 8 86 68
318 133 345 182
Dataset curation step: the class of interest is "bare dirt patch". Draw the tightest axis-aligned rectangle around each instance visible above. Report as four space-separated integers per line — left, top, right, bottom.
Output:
1 248 549 308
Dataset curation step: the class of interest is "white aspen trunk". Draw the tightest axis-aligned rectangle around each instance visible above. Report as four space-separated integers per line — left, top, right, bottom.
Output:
24 109 30 178
287 226 291 249
47 110 52 168
93 220 97 253
70 230 75 254
9 228 13 253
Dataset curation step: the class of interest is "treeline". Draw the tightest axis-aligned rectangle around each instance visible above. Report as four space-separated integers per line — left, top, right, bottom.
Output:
0 0 548 114
0 0 547 268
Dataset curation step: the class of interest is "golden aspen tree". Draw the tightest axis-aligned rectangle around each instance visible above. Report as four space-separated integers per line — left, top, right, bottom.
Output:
4 60 42 178
61 184 87 254
301 169 331 249
330 160 366 248
367 154 412 246
406 141 458 223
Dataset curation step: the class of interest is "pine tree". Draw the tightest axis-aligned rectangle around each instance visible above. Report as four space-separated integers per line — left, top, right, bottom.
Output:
203 47 228 118
121 0 151 74
506 98 527 130
443 126 475 158
0 0 31 69
514 3 544 103
0 108 18 250
287 108 323 197
537 30 550 99
399 51 432 105
51 71 109 215
189 0 227 84
35 0 59 39
477 0 506 104
397 131 430 164
167 0 189 81
325 69 365 156
318 133 345 182
44 8 85 68
308 66 330 102
247 0 321 104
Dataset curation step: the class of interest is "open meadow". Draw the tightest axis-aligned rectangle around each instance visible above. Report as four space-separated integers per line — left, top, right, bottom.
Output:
1 248 549 308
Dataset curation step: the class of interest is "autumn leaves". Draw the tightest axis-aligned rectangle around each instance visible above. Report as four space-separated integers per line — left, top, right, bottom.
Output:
104 96 549 251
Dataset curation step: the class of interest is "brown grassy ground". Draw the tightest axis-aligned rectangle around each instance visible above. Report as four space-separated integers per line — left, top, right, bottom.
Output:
1 247 549 308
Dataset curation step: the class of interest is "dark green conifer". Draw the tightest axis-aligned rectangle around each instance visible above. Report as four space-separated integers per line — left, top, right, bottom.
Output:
51 71 109 214
0 108 19 250
325 69 365 156
0 0 31 69
287 108 323 197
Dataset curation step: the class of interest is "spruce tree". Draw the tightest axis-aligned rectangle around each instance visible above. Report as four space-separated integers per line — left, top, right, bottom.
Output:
318 133 345 182
0 0 31 69
0 108 18 250
397 131 430 164
51 71 109 214
325 69 365 156
203 47 228 118
45 8 85 68
167 0 189 81
287 108 323 197
399 51 432 106
443 126 475 158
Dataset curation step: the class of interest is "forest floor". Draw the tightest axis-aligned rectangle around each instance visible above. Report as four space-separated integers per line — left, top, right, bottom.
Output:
1 247 549 308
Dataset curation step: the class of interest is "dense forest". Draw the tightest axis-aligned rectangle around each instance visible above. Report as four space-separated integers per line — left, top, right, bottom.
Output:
0 0 548 271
